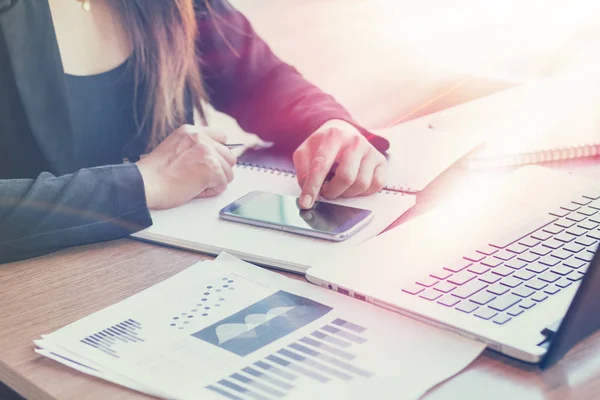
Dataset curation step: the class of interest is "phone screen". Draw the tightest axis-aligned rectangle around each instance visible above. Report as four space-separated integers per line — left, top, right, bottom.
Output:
223 192 371 234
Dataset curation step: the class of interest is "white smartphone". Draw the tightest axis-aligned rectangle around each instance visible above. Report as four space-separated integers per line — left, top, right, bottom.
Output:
219 191 374 241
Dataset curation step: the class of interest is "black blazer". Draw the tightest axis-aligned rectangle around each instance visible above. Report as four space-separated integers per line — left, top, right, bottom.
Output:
0 0 388 263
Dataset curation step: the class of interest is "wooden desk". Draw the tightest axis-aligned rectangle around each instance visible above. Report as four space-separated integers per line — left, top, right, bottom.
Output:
1 160 599 400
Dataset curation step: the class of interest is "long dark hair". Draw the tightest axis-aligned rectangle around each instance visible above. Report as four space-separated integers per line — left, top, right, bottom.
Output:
111 0 208 149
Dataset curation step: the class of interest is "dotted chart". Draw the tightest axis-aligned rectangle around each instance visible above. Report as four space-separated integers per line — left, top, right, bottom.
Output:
170 277 235 330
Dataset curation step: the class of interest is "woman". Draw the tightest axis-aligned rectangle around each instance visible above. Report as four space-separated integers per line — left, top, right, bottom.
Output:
0 0 389 263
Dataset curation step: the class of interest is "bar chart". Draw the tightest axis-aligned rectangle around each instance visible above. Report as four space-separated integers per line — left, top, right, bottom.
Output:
206 318 373 399
80 319 143 358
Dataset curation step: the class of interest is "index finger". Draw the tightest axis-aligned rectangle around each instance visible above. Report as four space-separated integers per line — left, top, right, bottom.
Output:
299 141 341 209
202 127 227 144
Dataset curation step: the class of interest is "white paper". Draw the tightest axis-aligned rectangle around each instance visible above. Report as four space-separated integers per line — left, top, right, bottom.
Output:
36 253 485 399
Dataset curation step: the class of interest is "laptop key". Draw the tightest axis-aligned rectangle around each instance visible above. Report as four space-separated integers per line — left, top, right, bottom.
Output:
488 293 522 311
448 271 477 285
583 190 600 200
416 276 439 287
563 259 586 269
479 272 501 284
519 237 541 247
519 299 537 309
491 266 514 277
576 251 595 262
554 233 576 243
525 278 548 290
577 206 598 216
578 221 599 231
550 265 572 276
477 245 499 256
539 271 560 283
505 259 528 270
518 251 541 263
506 305 524 317
543 225 564 235
456 302 479 314
469 291 496 305
494 250 516 261
564 243 586 253
575 236 597 246
430 269 453 280
451 280 488 299
437 295 461 307
567 274 583 282
493 314 512 325
481 258 503 268
489 215 557 248
433 281 457 293
538 255 561 266
513 269 536 281
419 289 442 301
566 227 588 237
500 276 523 288
531 231 552 241
586 230 600 240
544 285 561 295
550 209 570 217
463 252 486 262
444 259 473 273
487 283 510 296
526 262 549 274
531 292 548 302
561 203 581 212
573 197 592 206
550 249 573 260
468 264 491 275
402 283 425 295
507 243 528 254
513 286 535 298
555 219 576 228
566 213 587 222
555 278 572 288
531 245 552 256
474 307 498 320
541 239 564 249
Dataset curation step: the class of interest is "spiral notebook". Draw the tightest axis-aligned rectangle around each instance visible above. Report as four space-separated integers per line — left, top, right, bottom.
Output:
132 164 416 274
454 70 600 169
238 122 484 194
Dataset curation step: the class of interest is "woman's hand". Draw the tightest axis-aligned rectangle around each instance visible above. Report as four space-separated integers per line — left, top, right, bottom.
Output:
136 125 237 210
293 120 388 209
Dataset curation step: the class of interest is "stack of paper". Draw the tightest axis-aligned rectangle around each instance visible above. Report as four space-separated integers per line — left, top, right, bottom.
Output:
35 253 485 399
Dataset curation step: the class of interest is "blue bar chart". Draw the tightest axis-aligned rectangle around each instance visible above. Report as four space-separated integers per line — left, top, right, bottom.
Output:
80 319 143 358
206 317 373 400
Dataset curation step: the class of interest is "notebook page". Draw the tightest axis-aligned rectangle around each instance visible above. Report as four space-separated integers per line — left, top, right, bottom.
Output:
133 166 415 272
371 122 484 192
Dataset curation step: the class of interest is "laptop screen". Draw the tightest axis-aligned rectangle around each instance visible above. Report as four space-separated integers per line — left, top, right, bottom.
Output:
541 242 600 368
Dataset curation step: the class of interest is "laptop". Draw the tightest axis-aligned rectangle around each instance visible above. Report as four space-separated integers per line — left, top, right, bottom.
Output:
306 166 600 367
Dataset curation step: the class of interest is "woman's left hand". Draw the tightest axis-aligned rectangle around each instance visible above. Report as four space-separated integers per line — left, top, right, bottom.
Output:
293 120 388 209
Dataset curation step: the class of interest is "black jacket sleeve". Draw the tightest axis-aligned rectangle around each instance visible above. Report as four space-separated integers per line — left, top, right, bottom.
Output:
0 164 152 263
197 0 390 152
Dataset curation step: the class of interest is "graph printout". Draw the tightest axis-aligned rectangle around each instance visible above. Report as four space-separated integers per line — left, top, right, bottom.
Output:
36 253 485 400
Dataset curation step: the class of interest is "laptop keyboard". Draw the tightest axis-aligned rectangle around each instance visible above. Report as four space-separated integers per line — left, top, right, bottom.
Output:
403 191 600 326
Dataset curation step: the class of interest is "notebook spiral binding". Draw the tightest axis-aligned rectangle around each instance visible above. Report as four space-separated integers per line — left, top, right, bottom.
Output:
468 143 600 170
235 162 408 195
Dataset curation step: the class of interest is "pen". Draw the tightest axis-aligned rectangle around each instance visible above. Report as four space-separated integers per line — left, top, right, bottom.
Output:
225 143 245 149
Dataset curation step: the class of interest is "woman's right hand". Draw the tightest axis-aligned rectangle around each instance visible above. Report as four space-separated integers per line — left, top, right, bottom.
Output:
136 125 237 210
